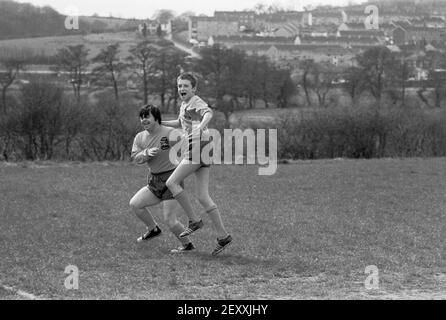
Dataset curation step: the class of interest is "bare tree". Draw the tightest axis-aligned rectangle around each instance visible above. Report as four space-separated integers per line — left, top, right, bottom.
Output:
300 59 314 106
0 57 26 113
356 47 394 108
127 41 158 104
91 43 126 101
344 66 365 105
54 45 90 101
149 40 187 111
18 81 65 160
420 51 446 108
152 9 176 24
309 64 337 108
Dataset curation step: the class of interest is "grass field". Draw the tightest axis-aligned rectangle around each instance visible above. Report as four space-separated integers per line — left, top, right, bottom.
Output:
0 158 445 300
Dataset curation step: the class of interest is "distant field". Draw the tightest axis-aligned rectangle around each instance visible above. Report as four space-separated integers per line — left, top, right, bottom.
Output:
79 16 144 29
0 158 445 299
0 32 150 63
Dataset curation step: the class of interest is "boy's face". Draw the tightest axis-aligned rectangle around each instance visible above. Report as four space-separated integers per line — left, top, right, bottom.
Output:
140 113 156 131
178 78 196 102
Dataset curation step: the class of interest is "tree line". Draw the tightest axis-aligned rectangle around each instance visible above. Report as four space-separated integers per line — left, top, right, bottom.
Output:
2 35 446 162
0 38 295 161
299 46 446 109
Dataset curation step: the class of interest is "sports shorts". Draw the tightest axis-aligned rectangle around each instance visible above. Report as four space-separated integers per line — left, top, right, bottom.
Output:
147 169 184 201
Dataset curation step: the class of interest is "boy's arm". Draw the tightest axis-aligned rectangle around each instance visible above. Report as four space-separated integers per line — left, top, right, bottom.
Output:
197 111 213 131
130 135 143 162
162 118 181 128
131 149 148 164
194 100 214 131
131 135 158 164
132 148 159 164
131 139 148 164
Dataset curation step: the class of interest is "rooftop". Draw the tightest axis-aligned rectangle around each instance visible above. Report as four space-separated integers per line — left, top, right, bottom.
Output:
213 35 295 43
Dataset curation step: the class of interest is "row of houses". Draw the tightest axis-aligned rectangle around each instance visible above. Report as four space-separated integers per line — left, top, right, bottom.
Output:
136 20 172 36
229 43 356 67
205 41 444 80
188 10 446 46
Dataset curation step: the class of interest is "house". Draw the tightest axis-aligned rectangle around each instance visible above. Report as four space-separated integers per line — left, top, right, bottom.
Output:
306 10 344 26
189 16 239 41
255 11 305 29
338 30 386 44
255 12 305 35
229 42 355 67
298 34 382 47
338 22 396 37
273 22 300 37
214 11 256 27
160 21 172 35
409 16 446 28
300 24 338 36
393 24 446 45
137 20 158 36
426 16 446 28
210 35 295 47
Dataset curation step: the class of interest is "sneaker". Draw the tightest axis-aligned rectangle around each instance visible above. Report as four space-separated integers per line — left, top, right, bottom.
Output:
179 219 204 238
212 235 233 256
170 242 195 253
137 226 162 242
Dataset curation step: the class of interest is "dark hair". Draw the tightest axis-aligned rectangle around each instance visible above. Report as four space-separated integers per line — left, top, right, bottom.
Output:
177 72 197 88
139 104 162 124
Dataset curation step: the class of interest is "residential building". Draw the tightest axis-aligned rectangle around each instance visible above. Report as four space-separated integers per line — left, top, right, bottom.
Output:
189 16 239 42
393 24 446 45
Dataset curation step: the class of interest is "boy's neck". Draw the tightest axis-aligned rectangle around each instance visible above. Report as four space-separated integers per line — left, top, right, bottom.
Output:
147 123 161 134
183 95 195 104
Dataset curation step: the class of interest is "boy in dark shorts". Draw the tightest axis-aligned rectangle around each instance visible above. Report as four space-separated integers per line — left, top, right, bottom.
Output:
129 104 193 253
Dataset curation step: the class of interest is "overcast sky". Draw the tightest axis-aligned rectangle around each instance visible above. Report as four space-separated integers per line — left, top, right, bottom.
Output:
15 0 365 19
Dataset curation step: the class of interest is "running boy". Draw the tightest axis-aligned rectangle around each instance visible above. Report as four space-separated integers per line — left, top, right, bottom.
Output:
162 72 232 256
130 104 194 253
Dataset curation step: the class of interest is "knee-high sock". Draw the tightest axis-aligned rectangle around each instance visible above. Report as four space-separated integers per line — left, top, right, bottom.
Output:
206 206 229 239
169 223 192 245
174 190 200 222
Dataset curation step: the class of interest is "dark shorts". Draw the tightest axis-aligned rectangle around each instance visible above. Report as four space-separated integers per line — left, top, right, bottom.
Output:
185 135 213 168
147 169 184 201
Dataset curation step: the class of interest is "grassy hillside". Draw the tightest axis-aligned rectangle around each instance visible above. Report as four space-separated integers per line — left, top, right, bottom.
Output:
0 0 146 40
79 16 144 32
0 32 156 65
0 0 84 40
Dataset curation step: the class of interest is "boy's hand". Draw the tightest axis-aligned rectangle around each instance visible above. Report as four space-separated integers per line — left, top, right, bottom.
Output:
145 147 160 157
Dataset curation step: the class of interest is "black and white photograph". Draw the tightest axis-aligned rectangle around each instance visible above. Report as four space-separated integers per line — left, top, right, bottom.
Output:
0 0 445 302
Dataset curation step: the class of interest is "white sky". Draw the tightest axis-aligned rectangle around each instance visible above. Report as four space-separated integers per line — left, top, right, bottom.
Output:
15 0 365 19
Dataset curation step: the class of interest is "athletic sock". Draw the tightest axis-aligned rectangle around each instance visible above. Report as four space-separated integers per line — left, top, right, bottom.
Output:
206 206 229 239
174 190 199 222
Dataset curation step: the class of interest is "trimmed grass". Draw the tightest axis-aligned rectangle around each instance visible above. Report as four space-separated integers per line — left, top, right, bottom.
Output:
0 159 445 299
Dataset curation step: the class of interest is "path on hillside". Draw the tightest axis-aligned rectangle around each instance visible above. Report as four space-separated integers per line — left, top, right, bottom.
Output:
166 35 201 59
